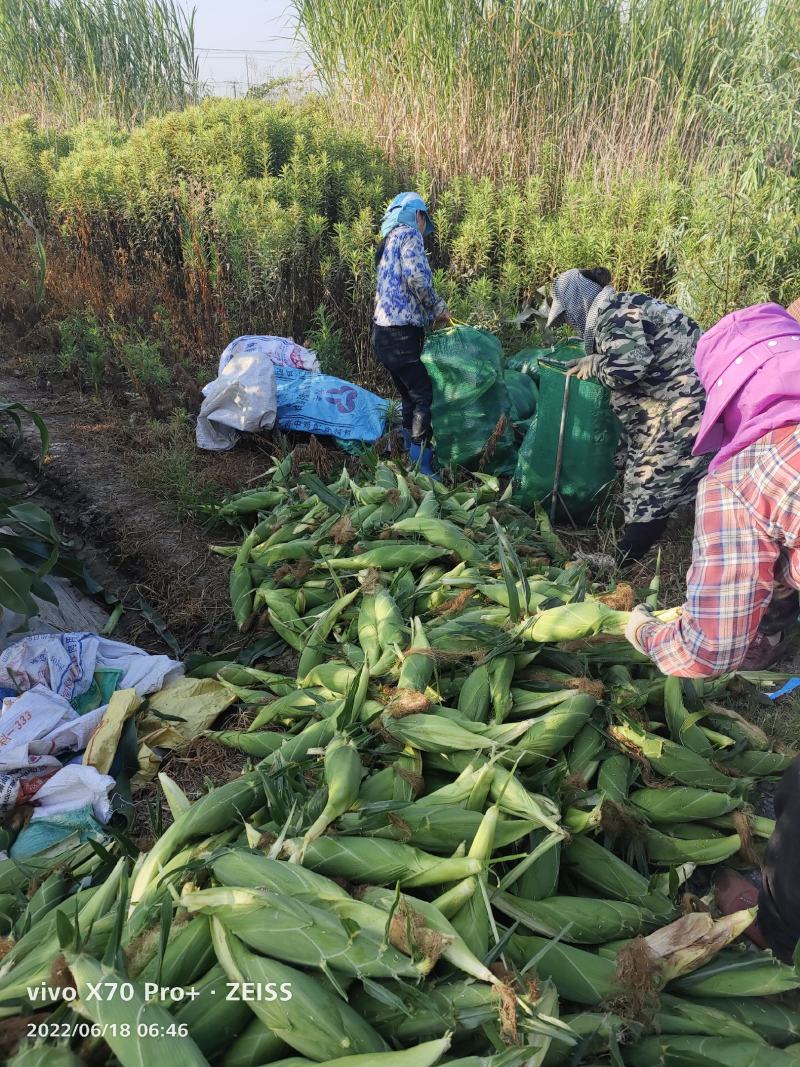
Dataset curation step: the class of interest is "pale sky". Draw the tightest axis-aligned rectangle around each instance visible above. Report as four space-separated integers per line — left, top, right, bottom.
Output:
184 0 310 95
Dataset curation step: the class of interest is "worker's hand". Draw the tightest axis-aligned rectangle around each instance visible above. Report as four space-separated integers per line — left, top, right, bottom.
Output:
625 604 656 654
565 355 596 381
432 312 452 330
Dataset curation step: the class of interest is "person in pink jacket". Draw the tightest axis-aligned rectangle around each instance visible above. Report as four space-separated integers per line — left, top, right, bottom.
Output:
625 301 800 675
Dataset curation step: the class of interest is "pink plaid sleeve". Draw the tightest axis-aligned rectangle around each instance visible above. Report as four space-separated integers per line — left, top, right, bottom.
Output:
637 476 779 676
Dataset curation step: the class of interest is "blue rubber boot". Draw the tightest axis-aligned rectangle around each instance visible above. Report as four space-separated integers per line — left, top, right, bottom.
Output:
409 442 439 479
401 428 412 451
418 446 437 477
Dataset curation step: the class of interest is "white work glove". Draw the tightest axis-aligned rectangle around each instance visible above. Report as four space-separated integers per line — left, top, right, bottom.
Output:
625 604 656 653
565 355 596 381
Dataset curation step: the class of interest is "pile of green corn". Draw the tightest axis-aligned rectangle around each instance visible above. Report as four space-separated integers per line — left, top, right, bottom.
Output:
2 455 799 1066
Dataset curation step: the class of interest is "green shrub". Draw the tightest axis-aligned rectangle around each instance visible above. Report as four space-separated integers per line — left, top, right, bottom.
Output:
58 311 108 387
120 337 170 392
306 306 349 378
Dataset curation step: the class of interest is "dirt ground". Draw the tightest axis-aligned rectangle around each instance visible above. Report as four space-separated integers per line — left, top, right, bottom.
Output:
0 365 268 654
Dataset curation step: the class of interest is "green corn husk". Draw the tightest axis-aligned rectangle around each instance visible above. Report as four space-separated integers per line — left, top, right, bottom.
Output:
286 1037 453 1067
183 885 429 979
7 1050 86 1066
457 665 491 722
212 850 350 902
625 1036 798 1066
349 976 502 1044
67 953 208 1066
381 712 499 752
507 687 576 712
173 963 254 1059
645 828 742 866
666 823 728 840
130 773 265 908
0 911 116 1008
340 804 538 854
690 998 800 1046
514 828 561 901
489 654 516 724
562 836 677 920
297 586 362 676
566 721 605 785
230 529 258 630
209 729 285 756
392 515 484 562
299 734 362 852
211 920 388 1059
450 805 496 960
504 693 596 768
325 545 447 570
488 764 563 833
704 704 771 751
398 617 434 693
609 722 742 794
136 914 215 986
248 688 323 730
670 948 800 997
299 662 358 694
720 750 796 776
517 602 629 643
283 836 482 887
597 753 633 804
506 935 618 1006
655 993 767 1043
629 786 741 823
540 1011 624 1067
16 871 69 936
358 886 503 988
223 1019 291 1067
494 892 651 944
416 762 493 811
664 675 713 756
261 715 341 768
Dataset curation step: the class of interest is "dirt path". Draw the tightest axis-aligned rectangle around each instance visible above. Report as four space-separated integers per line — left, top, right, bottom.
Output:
0 368 236 655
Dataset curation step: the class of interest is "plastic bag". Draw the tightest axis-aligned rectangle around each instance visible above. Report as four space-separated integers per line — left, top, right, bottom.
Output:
504 370 538 423
197 336 321 451
506 338 585 382
513 358 620 521
421 326 515 470
274 366 389 442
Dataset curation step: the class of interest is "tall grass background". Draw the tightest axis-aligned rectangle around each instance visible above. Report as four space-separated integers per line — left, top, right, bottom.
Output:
0 0 798 398
0 0 199 126
294 0 798 182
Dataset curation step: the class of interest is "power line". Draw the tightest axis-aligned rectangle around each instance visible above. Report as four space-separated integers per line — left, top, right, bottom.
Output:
195 46 305 56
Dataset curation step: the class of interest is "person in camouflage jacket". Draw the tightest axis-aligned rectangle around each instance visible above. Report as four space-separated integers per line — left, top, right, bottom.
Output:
547 267 707 561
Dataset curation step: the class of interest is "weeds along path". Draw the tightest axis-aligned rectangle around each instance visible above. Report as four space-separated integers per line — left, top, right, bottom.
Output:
0 364 234 655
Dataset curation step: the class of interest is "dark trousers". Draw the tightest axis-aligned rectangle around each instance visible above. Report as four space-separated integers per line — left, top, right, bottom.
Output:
758 754 800 962
616 518 670 563
372 324 433 446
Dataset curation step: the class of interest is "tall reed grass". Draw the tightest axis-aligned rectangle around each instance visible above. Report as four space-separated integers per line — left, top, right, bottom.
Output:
0 0 199 126
294 0 799 182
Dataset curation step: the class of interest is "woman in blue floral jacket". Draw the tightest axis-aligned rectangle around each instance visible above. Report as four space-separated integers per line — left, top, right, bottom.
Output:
372 192 450 474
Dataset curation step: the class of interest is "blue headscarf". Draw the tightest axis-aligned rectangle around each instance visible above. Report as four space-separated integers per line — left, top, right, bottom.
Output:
380 192 433 239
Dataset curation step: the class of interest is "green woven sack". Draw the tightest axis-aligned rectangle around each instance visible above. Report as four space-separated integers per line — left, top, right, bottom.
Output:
513 358 620 521
504 370 538 423
506 339 585 382
422 325 511 469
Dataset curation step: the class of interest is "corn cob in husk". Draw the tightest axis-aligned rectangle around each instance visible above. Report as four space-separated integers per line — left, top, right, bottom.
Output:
629 786 741 823
493 892 651 944
283 835 482 887
625 1035 799 1066
211 919 388 1058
